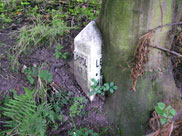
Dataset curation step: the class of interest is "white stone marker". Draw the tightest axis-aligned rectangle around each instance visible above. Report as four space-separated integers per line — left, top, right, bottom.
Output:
74 21 102 101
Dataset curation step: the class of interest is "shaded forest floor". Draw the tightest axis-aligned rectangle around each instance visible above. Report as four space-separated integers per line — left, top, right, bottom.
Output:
0 0 122 135
1 1 182 136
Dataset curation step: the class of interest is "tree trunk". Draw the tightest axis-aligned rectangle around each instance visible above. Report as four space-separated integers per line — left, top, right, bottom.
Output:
97 0 182 135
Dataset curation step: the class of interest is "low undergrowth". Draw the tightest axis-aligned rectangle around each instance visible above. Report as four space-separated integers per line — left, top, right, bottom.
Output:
0 0 122 135
10 18 70 70
0 87 89 136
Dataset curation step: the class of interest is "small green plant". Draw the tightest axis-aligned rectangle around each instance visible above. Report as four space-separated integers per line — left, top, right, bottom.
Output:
38 69 53 83
69 97 98 136
27 5 38 18
69 96 87 133
69 127 99 136
37 66 53 102
0 87 58 136
50 91 72 114
55 43 68 59
154 102 177 125
89 78 118 96
24 66 52 84
70 97 87 118
24 66 37 84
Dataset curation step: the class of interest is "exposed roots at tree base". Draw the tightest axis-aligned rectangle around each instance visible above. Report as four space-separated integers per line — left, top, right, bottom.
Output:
149 110 182 136
150 121 182 136
131 32 152 92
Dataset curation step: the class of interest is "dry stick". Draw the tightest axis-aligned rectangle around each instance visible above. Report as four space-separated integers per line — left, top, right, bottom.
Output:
140 21 182 39
149 44 182 58
154 128 161 136
169 122 174 136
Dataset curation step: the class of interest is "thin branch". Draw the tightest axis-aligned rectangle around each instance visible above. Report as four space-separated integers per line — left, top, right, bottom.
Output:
169 122 174 136
140 21 182 39
149 44 182 58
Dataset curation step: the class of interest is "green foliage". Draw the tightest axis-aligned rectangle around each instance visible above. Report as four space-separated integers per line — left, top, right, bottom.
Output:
1 87 57 136
24 66 52 84
50 91 72 114
0 0 32 28
55 43 68 60
0 0 116 135
89 78 118 96
67 0 101 26
24 66 37 84
20 1 30 6
36 102 57 124
98 125 123 136
68 5 100 24
70 97 87 118
0 1 4 12
39 70 53 83
10 19 69 70
0 13 12 23
69 96 98 136
69 127 99 136
1 88 38 135
154 102 177 125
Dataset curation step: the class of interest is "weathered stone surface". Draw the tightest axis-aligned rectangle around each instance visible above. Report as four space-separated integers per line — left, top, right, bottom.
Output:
74 21 102 101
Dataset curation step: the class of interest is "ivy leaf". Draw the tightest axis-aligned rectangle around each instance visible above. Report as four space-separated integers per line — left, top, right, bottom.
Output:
104 83 109 90
110 82 114 87
160 118 167 125
162 113 168 118
110 88 114 93
170 109 177 116
96 88 101 94
166 105 172 111
157 102 165 110
154 106 163 116
113 86 118 90
103 86 107 91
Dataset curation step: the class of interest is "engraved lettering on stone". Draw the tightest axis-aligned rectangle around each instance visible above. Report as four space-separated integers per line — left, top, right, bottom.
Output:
74 21 103 101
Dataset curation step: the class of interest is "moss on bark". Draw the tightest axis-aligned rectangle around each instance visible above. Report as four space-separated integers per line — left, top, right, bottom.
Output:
97 0 182 135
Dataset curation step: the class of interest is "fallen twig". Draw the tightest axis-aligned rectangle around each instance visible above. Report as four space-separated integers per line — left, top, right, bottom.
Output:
169 121 174 136
149 44 182 58
140 22 182 39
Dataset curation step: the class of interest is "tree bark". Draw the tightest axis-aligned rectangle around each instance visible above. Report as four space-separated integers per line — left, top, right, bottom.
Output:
97 0 182 135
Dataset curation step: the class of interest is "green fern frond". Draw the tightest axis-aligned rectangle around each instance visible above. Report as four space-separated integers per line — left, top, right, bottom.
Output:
2 88 47 136
2 87 59 136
